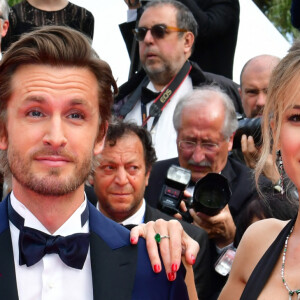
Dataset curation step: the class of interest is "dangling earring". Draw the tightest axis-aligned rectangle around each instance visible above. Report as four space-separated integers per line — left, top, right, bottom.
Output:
277 150 284 195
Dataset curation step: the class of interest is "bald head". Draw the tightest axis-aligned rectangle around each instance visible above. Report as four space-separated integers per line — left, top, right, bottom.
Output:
239 55 280 118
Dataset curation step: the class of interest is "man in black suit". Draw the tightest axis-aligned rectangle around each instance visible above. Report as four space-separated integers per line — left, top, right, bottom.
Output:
0 25 199 299
144 85 266 299
90 120 212 300
121 0 240 79
114 0 243 161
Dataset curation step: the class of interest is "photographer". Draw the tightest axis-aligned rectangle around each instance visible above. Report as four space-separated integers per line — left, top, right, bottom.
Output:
144 86 266 299
236 55 281 185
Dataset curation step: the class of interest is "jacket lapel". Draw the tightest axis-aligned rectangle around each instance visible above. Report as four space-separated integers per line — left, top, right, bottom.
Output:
0 198 19 300
88 203 138 300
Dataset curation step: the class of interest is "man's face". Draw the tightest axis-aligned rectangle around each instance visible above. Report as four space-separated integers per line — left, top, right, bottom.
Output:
240 61 273 118
93 133 150 223
177 100 233 182
0 64 104 197
138 5 191 84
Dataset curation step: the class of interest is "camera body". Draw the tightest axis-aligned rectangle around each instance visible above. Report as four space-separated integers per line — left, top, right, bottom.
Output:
159 165 232 221
232 115 262 149
158 165 191 216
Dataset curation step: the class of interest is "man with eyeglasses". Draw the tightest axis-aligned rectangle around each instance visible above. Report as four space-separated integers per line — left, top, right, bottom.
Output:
114 0 242 161
120 0 239 79
144 85 263 299
0 0 9 56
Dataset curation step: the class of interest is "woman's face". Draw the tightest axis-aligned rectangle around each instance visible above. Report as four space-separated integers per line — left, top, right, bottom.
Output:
279 96 300 190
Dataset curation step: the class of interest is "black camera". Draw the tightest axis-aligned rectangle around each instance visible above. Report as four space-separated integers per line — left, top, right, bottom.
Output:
232 116 262 150
159 165 232 221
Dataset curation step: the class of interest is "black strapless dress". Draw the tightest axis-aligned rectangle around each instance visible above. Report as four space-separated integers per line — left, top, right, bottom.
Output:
240 219 295 300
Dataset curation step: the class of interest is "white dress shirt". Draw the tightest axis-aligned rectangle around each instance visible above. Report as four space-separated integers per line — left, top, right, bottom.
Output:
125 76 193 161
9 192 93 300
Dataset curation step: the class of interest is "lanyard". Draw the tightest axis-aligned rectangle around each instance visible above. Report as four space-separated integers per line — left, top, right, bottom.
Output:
141 61 192 131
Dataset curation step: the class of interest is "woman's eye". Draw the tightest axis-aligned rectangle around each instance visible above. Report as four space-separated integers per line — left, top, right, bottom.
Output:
288 114 300 122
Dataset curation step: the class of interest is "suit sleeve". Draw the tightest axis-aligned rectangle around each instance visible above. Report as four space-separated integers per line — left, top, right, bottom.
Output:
179 0 240 39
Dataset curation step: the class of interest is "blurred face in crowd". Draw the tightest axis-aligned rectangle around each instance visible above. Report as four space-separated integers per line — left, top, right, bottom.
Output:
0 64 104 198
240 56 279 118
93 133 150 222
0 15 8 50
138 4 193 87
176 97 233 182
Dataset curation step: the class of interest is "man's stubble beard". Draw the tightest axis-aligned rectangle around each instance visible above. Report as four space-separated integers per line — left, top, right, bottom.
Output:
7 147 94 197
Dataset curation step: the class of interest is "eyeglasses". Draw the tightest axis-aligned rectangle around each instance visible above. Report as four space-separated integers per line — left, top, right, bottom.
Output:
133 24 187 42
178 140 220 154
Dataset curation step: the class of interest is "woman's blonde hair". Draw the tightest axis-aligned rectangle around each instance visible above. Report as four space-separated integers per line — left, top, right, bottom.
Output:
255 40 300 193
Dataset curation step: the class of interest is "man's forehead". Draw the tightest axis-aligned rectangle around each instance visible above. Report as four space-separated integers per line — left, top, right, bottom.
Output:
101 135 144 160
139 4 177 25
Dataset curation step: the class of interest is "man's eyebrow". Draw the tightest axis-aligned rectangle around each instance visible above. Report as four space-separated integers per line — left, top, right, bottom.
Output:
23 96 45 104
23 96 88 106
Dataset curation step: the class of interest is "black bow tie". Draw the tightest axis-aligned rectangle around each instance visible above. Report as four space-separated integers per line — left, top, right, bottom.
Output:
8 198 90 270
122 223 137 230
141 87 161 105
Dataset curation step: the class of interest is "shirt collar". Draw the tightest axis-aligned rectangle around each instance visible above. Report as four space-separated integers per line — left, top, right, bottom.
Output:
10 191 89 235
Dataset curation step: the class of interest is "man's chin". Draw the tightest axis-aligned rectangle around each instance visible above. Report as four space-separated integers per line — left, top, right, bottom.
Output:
191 170 210 182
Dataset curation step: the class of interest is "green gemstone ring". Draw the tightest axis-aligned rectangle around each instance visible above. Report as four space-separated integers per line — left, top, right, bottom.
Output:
154 233 170 243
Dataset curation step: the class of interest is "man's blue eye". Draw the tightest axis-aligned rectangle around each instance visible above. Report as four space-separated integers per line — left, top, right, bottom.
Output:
28 110 43 117
69 113 84 119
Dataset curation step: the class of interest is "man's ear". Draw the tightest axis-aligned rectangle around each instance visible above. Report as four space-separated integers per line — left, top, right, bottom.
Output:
94 121 108 155
1 20 9 38
0 125 8 150
238 86 242 98
145 167 152 187
183 32 194 55
227 133 234 152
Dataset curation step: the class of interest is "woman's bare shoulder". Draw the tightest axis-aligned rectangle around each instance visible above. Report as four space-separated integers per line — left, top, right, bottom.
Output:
240 218 288 254
218 219 290 300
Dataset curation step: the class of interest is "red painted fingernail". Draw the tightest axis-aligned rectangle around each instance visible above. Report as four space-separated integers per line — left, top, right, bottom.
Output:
130 237 136 244
191 255 196 264
154 264 160 273
168 272 175 281
172 263 178 272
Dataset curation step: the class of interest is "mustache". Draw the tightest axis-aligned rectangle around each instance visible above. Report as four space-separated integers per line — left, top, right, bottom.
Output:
187 159 212 167
32 148 76 161
251 107 264 118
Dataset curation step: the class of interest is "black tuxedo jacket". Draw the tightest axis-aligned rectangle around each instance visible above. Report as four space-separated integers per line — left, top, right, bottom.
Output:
114 61 244 115
119 0 239 79
0 196 189 299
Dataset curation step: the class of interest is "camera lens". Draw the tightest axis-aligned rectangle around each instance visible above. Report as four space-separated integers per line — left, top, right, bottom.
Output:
193 173 231 216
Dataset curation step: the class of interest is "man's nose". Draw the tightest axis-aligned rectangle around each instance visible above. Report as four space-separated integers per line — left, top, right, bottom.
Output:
42 116 67 148
115 167 129 185
192 144 206 163
256 92 266 108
